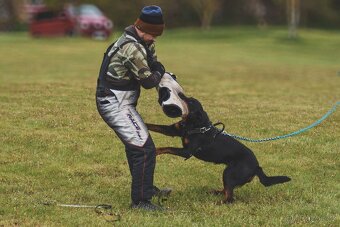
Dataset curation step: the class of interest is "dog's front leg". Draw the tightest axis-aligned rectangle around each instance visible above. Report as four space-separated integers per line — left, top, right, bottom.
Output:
156 147 192 159
146 122 182 137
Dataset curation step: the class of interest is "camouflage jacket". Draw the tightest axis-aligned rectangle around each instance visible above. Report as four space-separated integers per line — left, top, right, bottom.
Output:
106 25 158 85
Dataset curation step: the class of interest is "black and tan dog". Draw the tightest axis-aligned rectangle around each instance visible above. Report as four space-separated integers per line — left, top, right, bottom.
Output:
147 94 291 204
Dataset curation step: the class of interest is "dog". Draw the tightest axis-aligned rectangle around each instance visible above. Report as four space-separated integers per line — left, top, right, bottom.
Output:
147 93 291 204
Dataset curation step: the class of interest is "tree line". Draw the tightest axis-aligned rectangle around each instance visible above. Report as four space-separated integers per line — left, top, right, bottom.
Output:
1 0 340 31
43 0 340 29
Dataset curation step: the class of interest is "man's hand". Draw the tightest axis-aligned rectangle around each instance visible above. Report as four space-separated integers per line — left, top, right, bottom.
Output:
150 61 165 76
167 72 177 80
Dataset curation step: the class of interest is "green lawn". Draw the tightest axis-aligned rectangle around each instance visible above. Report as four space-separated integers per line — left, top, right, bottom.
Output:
0 27 339 226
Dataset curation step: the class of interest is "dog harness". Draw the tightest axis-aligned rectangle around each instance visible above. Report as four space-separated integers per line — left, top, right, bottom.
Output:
183 122 225 159
186 122 225 137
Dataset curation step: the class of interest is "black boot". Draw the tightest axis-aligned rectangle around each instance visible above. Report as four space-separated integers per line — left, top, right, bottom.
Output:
131 201 164 211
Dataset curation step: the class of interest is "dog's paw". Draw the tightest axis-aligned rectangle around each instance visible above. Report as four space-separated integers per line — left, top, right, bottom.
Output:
215 200 224 206
208 189 224 196
216 198 234 205
226 199 234 204
216 200 231 205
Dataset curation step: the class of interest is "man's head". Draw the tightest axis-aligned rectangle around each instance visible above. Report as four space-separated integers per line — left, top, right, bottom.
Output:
134 5 164 44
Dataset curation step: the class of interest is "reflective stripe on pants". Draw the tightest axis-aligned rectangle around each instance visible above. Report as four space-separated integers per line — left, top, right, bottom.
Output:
96 94 156 203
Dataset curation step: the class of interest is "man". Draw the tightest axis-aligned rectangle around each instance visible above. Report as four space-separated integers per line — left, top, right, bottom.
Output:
96 6 170 211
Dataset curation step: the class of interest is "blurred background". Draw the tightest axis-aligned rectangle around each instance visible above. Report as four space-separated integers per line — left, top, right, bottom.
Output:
1 0 339 40
0 2 339 226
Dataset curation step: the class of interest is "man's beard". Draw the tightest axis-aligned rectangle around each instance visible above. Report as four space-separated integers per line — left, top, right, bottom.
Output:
141 35 154 45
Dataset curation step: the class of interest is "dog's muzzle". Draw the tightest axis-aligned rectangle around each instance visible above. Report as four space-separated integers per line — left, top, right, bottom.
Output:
157 72 188 118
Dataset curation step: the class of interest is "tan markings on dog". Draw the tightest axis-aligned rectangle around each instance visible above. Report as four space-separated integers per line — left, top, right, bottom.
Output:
247 176 255 183
156 147 176 156
224 188 234 204
174 122 180 129
155 148 164 155
222 189 228 204
184 138 189 145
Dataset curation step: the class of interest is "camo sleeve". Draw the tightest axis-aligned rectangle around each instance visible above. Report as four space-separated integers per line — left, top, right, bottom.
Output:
117 42 161 89
149 43 157 61
120 42 154 80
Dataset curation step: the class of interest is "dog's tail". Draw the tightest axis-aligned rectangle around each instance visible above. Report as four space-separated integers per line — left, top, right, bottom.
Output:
256 167 291 187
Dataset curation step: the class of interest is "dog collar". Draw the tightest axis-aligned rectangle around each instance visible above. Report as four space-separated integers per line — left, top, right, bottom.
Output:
186 125 213 136
186 122 225 137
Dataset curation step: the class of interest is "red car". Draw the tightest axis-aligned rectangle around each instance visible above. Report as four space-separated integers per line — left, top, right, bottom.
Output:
29 4 113 39
68 4 113 40
29 10 74 37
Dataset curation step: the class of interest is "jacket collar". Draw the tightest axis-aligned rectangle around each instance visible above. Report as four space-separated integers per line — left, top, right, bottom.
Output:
125 25 145 45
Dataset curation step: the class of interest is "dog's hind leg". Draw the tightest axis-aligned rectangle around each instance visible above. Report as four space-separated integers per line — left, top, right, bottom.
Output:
223 188 234 204
221 167 236 204
221 164 255 204
216 189 234 204
156 147 192 159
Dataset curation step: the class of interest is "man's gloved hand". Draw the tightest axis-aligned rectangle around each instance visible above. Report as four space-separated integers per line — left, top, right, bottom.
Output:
167 72 177 80
150 61 165 76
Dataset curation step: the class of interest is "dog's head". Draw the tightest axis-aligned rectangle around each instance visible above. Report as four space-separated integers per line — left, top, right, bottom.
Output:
179 93 210 126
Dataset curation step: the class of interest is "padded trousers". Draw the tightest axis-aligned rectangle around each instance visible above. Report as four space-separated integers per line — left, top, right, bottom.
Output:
96 92 156 203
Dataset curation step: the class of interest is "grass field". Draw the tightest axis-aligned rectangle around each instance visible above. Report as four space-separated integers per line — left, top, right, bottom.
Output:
0 27 339 226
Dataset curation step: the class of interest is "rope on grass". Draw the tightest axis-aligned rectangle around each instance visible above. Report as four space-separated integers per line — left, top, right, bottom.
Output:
222 102 339 143
42 201 121 222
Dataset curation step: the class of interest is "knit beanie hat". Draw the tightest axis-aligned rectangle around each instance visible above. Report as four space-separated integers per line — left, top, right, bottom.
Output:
134 5 164 36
